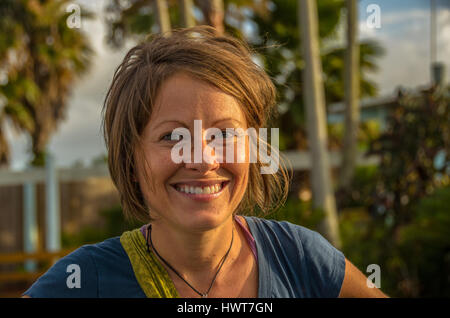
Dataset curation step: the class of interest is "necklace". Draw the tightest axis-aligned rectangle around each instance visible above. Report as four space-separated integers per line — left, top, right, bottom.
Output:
146 224 234 298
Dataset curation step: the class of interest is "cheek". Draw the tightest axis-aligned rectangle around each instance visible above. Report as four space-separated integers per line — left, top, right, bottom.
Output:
224 161 249 190
136 147 177 197
226 162 249 209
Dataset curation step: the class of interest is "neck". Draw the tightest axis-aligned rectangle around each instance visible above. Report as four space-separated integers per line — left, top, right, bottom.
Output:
148 216 239 277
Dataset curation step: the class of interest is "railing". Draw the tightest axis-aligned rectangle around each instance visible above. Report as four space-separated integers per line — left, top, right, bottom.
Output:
0 249 75 283
0 155 110 270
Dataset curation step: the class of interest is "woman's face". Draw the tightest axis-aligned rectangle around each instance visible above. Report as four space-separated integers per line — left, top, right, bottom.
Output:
135 72 250 232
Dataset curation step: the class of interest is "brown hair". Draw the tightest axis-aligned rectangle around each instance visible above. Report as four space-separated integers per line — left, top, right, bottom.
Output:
102 26 292 223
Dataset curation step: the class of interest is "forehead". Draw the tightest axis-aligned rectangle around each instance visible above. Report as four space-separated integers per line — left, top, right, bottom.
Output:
150 72 247 127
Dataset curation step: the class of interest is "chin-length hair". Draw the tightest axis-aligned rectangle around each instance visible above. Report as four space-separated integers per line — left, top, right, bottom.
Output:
102 26 292 223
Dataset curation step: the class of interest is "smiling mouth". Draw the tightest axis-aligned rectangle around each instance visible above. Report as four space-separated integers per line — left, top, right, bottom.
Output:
170 181 230 200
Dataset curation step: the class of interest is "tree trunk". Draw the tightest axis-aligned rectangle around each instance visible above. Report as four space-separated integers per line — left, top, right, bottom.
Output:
30 104 54 167
339 0 360 191
179 0 195 28
197 0 225 34
0 125 10 167
153 0 172 35
297 0 341 248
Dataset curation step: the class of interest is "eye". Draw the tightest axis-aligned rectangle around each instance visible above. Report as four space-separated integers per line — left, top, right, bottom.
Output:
161 132 183 142
209 130 244 143
219 130 235 139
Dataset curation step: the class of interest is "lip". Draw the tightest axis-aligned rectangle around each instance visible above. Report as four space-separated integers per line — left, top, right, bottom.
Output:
170 180 230 202
170 179 230 187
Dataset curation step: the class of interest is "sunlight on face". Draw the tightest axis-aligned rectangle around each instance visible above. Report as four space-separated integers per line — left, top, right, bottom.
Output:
135 72 250 231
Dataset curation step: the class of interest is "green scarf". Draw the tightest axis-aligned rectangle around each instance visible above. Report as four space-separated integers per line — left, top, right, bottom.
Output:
120 228 180 298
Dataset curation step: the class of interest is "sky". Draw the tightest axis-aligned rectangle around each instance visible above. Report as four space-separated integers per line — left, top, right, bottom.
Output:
5 0 450 170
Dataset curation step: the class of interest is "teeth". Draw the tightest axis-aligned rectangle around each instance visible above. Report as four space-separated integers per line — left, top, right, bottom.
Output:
176 183 224 194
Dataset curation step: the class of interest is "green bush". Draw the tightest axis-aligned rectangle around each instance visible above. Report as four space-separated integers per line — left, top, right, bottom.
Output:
263 196 325 231
395 186 450 297
340 186 450 297
62 205 144 248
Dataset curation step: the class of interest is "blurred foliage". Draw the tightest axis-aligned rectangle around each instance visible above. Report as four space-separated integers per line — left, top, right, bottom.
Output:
247 0 384 151
0 0 93 166
340 186 450 297
258 195 325 230
366 86 449 228
104 0 156 48
103 0 273 48
396 186 450 297
338 85 450 297
328 119 382 152
102 0 384 151
62 205 144 248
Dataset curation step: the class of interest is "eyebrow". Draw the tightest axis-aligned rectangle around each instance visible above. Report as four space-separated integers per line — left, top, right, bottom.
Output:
154 118 244 130
213 118 244 126
154 120 188 131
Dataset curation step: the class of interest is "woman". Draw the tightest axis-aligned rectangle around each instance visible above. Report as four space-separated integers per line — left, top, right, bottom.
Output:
23 26 387 298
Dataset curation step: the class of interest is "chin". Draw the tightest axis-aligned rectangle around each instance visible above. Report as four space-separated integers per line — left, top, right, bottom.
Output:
173 205 232 232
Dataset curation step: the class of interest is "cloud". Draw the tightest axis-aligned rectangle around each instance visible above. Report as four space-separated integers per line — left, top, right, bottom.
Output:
437 9 450 62
360 7 450 95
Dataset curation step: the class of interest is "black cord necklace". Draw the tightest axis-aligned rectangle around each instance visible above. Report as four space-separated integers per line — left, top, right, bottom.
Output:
146 224 234 298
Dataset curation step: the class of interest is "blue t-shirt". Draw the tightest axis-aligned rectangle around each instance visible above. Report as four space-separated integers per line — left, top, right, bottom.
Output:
23 217 346 298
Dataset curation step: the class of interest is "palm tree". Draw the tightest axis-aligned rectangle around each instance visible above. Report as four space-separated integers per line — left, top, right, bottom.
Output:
154 0 172 34
104 0 250 46
249 0 383 151
179 0 195 28
197 0 224 34
297 0 341 248
339 0 360 191
0 0 92 166
0 126 9 166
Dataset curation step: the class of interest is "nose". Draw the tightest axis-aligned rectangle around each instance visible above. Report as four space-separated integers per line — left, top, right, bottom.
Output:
184 132 220 173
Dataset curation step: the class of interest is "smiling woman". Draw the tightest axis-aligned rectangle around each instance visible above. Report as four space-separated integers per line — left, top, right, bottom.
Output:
103 27 289 225
22 26 386 298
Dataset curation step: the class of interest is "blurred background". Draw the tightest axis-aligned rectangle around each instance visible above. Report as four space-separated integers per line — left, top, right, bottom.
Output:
0 0 448 298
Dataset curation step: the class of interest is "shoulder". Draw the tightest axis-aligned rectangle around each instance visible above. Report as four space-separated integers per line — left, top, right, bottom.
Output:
244 216 327 250
244 216 346 298
23 237 126 298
